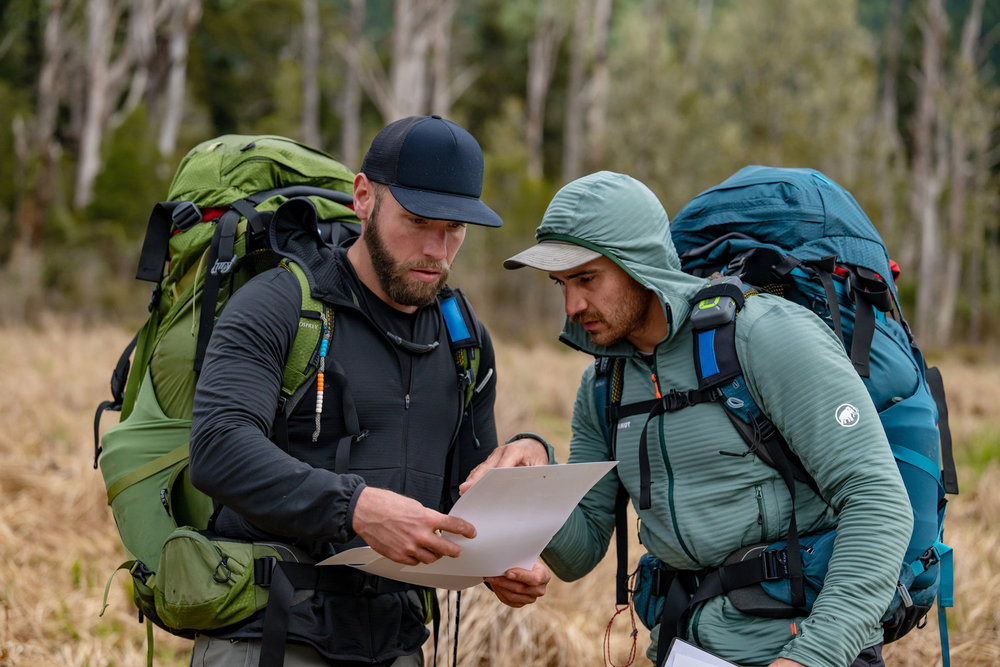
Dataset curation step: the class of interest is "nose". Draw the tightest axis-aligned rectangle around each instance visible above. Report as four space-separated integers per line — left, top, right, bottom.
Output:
423 227 449 261
564 285 587 317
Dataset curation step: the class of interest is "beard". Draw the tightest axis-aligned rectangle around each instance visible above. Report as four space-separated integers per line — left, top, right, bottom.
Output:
364 212 450 308
571 278 653 347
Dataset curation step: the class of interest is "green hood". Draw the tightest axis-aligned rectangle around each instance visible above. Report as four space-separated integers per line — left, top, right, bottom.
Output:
535 171 705 356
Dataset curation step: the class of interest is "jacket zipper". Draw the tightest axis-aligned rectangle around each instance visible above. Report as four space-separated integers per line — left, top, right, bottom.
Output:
649 361 697 564
755 485 768 541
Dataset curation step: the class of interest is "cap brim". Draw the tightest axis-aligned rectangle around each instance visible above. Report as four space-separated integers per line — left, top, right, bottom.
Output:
503 240 603 271
389 184 502 228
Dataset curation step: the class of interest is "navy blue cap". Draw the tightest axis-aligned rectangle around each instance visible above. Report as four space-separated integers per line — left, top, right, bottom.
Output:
361 115 502 228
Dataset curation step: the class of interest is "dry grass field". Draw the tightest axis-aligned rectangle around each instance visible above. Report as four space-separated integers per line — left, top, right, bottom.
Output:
0 320 997 666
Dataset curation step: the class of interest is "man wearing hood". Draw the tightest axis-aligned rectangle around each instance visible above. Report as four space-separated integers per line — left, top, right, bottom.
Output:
494 171 912 667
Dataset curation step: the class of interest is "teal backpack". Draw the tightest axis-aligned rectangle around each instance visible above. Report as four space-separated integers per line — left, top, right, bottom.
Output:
598 166 956 666
92 135 482 663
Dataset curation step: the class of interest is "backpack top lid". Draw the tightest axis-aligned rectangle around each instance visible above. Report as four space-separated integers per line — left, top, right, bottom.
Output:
166 134 356 211
671 166 898 301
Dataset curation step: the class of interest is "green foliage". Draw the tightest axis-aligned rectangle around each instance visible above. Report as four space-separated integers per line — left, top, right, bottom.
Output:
88 108 172 238
0 0 995 344
188 0 302 134
957 425 1000 478
606 0 880 213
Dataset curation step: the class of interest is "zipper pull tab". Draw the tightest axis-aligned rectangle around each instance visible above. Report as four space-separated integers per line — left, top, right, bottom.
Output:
405 394 410 409
651 372 662 399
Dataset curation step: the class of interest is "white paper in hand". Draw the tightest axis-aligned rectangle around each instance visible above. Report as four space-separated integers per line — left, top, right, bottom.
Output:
318 461 616 589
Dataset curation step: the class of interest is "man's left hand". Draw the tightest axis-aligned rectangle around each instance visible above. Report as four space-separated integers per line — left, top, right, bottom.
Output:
458 438 549 495
485 559 551 608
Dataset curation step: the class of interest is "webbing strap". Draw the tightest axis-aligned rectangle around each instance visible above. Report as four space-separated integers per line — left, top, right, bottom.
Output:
135 202 175 282
890 444 945 492
636 388 720 510
925 367 959 495
194 210 240 373
809 258 845 348
106 443 189 504
651 571 701 666
256 559 410 666
850 288 876 378
259 561 294 667
145 618 154 667
937 540 954 667
614 483 630 606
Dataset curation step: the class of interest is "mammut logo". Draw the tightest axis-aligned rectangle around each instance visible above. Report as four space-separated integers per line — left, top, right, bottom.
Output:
617 421 631 431
835 404 860 428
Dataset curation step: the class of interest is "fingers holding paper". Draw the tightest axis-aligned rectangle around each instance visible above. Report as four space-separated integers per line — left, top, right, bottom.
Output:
459 437 549 495
485 559 552 608
353 486 476 565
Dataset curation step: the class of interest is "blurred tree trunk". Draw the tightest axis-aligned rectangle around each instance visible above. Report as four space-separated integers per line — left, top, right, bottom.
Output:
935 0 985 344
525 0 567 179
158 0 200 158
339 0 465 123
339 0 364 168
75 0 178 209
910 0 947 346
875 0 905 258
300 0 321 148
562 0 614 184
430 0 477 115
387 0 433 118
75 0 117 210
584 0 612 170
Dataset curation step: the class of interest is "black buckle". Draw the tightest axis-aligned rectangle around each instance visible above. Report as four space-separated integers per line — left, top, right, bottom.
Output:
917 546 940 570
459 368 475 390
762 550 788 581
358 573 379 596
130 560 154 584
171 200 203 231
255 556 278 588
661 390 695 412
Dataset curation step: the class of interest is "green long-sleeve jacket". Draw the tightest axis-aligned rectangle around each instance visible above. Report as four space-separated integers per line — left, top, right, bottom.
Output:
539 172 912 667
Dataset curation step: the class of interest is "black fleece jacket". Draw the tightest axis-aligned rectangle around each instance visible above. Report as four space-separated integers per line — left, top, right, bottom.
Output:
188 201 498 662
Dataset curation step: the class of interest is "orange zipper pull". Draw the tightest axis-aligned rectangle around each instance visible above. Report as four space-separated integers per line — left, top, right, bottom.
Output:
651 371 662 399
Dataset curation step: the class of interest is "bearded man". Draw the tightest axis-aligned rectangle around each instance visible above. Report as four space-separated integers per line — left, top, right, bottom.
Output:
188 116 550 667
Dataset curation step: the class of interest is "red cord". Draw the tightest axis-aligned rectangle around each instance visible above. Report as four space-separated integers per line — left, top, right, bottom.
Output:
603 568 639 667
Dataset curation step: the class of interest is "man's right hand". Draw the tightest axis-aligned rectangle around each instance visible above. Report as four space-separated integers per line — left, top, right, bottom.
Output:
352 486 477 565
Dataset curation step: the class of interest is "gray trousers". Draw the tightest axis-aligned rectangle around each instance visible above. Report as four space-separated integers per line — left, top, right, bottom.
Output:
189 634 424 667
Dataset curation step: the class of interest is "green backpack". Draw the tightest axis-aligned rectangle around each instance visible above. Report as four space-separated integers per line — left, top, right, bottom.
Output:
92 135 482 659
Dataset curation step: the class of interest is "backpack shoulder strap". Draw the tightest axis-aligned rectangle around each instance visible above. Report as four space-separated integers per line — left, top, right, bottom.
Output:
271 260 329 450
279 260 326 398
437 286 483 409
592 355 631 605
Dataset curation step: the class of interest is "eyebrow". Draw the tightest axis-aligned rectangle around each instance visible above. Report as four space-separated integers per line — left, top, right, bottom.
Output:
551 268 598 281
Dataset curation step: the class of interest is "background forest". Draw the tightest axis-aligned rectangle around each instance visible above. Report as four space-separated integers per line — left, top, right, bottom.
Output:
1 0 999 348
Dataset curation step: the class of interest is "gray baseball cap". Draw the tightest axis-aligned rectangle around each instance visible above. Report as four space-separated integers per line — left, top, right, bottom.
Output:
502 239 603 271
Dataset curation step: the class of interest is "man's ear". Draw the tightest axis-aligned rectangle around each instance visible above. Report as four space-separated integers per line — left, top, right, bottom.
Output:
353 173 373 222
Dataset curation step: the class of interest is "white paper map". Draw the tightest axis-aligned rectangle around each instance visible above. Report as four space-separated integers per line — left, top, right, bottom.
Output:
663 639 738 666
318 461 617 590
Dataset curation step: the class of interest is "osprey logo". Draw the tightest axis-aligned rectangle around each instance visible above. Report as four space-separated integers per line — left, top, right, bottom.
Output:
835 404 861 428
